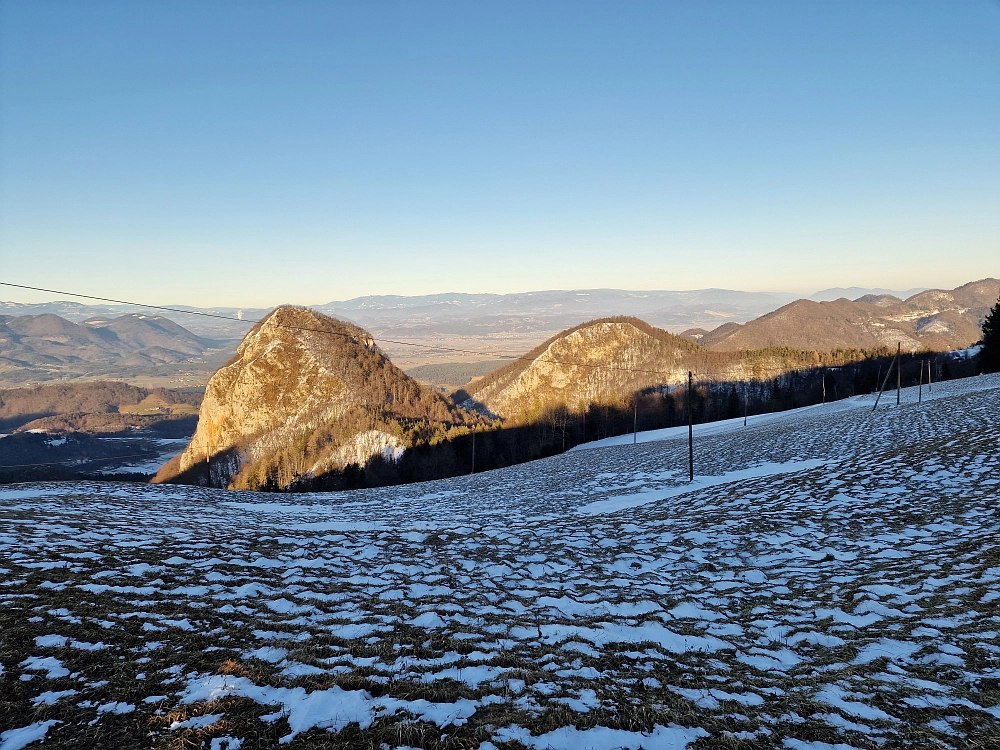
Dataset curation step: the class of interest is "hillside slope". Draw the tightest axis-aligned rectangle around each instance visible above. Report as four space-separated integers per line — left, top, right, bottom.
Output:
0 381 200 431
154 306 474 489
461 318 698 419
460 316 877 421
5 374 999 747
690 278 999 352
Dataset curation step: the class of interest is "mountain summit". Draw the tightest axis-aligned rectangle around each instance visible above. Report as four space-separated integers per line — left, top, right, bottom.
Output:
154 306 468 489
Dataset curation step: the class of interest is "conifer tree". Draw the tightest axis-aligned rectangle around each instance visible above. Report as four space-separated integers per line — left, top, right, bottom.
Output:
978 295 1000 374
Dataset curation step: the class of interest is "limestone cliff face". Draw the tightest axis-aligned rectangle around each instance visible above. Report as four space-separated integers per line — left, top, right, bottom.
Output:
178 307 352 471
155 306 462 489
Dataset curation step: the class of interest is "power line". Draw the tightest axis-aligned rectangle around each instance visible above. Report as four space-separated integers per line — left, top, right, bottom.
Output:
0 280 811 380
1 282 256 324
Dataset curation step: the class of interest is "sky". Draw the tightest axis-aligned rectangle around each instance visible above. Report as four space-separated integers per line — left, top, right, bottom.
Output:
1 0 998 307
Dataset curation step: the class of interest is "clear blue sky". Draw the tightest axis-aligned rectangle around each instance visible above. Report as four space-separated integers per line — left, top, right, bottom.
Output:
1 1 998 307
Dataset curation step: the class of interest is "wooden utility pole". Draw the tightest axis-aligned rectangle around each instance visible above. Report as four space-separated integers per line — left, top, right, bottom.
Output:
927 359 932 392
918 359 923 403
822 372 826 404
872 346 900 412
633 400 637 445
687 371 694 482
743 384 748 427
896 342 903 406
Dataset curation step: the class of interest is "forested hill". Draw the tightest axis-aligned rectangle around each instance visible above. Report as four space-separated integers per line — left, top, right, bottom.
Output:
457 316 919 423
684 278 999 353
0 381 201 432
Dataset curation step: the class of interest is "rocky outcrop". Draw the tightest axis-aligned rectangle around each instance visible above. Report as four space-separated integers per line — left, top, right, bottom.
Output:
154 306 467 489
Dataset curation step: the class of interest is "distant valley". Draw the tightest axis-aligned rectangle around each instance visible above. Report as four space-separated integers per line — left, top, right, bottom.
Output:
0 381 202 482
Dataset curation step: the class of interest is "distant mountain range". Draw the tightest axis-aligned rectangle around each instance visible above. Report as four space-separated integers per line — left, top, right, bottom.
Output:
1 281 992 385
0 285 931 372
1 284 925 338
0 300 262 341
681 279 998 353
0 312 234 383
806 286 927 302
317 288 799 333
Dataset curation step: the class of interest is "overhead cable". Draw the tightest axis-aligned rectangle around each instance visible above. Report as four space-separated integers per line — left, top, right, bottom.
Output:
0 281 832 379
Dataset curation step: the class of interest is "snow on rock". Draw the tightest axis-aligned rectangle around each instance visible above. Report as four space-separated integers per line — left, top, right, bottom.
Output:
318 429 405 472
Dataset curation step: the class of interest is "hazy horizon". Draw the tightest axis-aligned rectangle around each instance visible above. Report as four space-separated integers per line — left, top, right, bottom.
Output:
0 280 946 311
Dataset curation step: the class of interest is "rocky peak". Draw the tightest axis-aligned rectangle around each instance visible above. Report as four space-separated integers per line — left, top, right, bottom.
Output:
155 306 462 488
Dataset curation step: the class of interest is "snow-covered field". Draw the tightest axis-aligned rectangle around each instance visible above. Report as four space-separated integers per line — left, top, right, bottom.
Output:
1 375 999 749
